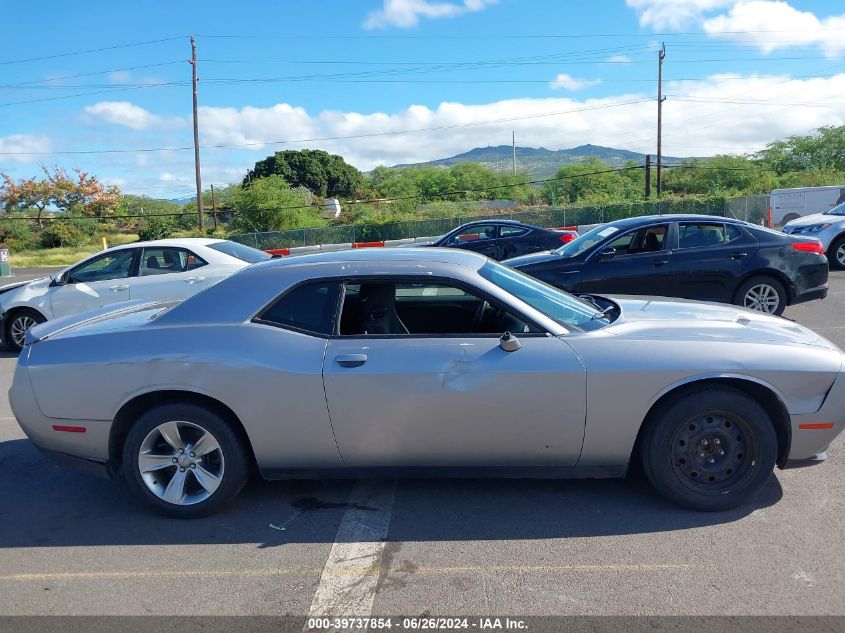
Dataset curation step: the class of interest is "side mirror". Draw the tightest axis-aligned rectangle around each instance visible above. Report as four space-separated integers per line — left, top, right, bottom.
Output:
499 331 521 352
597 247 617 262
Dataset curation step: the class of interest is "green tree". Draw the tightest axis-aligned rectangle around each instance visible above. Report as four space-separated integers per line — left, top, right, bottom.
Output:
543 158 643 204
244 150 362 197
229 176 327 233
662 155 776 196
756 125 845 174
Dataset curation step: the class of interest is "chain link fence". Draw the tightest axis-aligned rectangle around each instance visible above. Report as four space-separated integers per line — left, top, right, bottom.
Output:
231 197 730 250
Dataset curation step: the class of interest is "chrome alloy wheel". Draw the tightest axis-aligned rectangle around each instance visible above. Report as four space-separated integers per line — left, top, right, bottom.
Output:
138 420 225 506
743 283 780 314
836 243 845 267
9 315 38 348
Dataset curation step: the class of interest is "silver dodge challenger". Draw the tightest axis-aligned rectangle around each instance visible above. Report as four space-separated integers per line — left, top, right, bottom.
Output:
10 248 845 517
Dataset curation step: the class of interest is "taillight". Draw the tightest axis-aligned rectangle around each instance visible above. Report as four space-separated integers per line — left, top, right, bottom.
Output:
791 241 825 255
559 233 576 244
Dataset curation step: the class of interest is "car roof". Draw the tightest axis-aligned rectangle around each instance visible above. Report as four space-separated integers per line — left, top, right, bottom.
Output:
250 246 488 271
605 213 739 228
107 237 225 250
457 219 535 228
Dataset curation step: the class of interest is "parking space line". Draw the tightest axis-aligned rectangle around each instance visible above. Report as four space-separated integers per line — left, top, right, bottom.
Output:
307 480 397 618
0 563 702 583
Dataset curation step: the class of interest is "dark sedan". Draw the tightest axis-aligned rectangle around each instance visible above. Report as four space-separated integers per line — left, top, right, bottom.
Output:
504 214 828 315
416 220 577 261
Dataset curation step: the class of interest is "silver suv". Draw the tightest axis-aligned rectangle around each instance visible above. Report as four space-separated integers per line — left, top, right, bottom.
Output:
784 202 845 269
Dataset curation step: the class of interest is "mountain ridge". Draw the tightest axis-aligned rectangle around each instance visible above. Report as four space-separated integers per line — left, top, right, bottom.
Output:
392 144 686 179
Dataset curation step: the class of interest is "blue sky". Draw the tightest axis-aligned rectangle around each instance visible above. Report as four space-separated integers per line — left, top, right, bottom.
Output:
1 0 844 198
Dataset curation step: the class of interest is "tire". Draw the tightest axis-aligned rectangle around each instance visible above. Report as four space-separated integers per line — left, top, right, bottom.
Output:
4 308 46 352
640 386 778 512
733 275 787 316
827 236 845 270
122 403 250 518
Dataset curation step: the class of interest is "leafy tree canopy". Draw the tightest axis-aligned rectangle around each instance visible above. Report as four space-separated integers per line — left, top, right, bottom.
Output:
244 149 362 198
1 166 120 225
229 175 327 233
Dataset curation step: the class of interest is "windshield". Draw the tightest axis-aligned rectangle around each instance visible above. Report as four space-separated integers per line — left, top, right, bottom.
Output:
208 240 272 264
478 261 610 332
824 202 845 216
555 223 620 257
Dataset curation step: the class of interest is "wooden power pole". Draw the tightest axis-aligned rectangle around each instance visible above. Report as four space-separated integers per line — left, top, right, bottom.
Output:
190 36 204 230
656 42 666 196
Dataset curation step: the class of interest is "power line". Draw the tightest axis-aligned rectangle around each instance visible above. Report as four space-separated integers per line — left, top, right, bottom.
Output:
0 36 184 65
0 98 652 155
0 61 184 88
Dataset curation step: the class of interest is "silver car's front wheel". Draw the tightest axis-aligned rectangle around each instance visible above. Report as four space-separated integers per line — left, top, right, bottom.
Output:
4 309 46 351
123 403 250 517
138 420 225 506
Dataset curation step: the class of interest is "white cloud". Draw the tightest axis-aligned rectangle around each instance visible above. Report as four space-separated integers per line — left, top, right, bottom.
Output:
625 0 734 29
198 103 319 147
549 73 602 91
606 54 633 63
159 172 175 182
0 134 53 163
108 70 132 83
84 101 162 130
363 0 497 29
703 1 845 57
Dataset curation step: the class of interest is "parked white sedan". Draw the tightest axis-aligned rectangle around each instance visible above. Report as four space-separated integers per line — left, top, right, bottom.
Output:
0 238 270 350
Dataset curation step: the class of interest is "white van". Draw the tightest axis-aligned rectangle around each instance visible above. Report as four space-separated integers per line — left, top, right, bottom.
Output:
770 186 845 226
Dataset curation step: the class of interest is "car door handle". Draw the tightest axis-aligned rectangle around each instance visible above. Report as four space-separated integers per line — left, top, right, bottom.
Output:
184 276 206 284
109 284 129 291
731 252 748 259
652 258 669 266
335 354 368 368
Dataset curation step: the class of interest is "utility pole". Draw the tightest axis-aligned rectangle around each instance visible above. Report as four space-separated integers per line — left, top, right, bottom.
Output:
190 36 204 230
210 184 218 230
512 131 516 175
645 154 652 199
656 42 666 196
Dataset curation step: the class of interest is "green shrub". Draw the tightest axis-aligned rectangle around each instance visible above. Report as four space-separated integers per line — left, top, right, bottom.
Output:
0 216 39 251
137 215 176 241
39 221 86 248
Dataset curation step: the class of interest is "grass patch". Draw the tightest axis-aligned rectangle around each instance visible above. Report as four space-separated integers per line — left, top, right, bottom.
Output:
10 234 139 268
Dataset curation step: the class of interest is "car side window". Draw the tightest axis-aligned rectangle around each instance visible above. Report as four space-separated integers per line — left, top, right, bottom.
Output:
500 226 529 238
67 250 135 284
678 223 737 249
448 225 497 244
338 280 536 336
140 248 207 276
256 281 342 336
605 225 668 256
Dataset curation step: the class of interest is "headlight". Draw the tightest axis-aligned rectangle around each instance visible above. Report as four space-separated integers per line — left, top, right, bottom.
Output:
799 223 832 233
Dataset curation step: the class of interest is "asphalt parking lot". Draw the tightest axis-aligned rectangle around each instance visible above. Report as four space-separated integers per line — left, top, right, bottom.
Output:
0 269 843 617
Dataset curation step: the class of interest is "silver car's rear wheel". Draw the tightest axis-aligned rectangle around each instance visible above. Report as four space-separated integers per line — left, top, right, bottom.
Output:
138 420 225 506
123 403 250 517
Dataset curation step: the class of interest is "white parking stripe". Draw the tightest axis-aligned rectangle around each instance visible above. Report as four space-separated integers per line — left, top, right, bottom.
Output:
307 480 397 618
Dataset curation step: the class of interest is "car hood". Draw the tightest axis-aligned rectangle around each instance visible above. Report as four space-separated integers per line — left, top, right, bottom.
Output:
503 251 560 267
0 276 53 304
784 213 840 228
602 295 840 350
27 300 176 344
